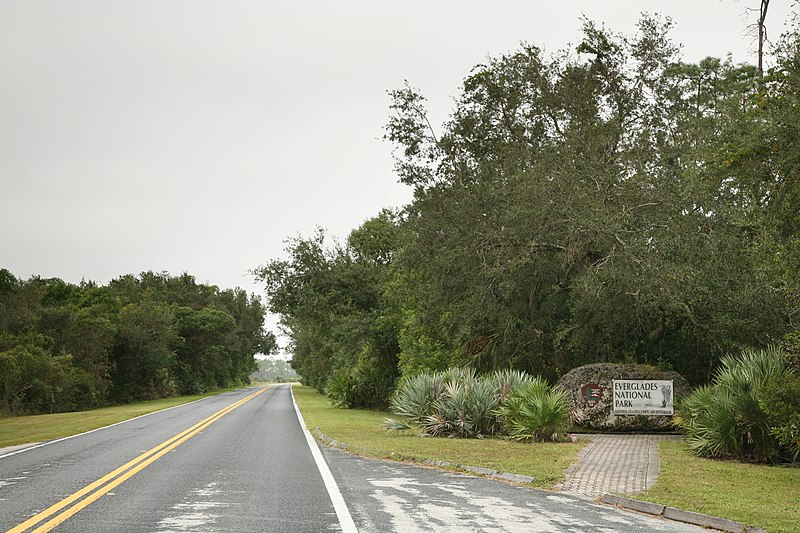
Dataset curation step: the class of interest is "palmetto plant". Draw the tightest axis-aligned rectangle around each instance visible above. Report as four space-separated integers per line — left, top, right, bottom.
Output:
491 368 534 403
494 377 571 442
425 374 501 438
387 372 438 425
385 367 568 440
385 367 503 437
325 371 354 409
676 346 791 462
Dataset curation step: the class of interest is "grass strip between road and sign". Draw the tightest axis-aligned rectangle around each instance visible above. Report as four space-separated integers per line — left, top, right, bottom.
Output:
0 387 242 450
292 384 800 533
638 440 800 533
291 384 585 488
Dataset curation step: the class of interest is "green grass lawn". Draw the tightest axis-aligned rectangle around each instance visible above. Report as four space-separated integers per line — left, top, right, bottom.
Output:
639 441 800 533
292 384 586 488
0 387 242 449
293 385 800 532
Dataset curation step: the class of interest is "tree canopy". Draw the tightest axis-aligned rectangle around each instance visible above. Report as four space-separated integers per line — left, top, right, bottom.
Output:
261 14 798 406
0 270 273 415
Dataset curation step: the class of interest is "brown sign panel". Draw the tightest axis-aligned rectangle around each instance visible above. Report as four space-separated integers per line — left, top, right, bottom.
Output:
580 383 603 407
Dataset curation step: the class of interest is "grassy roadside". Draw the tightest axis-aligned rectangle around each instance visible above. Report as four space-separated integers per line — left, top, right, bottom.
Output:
639 441 800 533
293 385 800 533
292 384 585 488
0 386 243 449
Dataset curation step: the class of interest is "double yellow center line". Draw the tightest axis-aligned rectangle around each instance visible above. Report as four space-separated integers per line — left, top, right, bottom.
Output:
8 386 269 533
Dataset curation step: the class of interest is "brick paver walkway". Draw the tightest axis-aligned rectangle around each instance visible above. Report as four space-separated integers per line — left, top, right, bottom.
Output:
557 434 682 498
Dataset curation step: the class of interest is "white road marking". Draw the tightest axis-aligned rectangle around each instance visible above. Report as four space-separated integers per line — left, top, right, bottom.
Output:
290 385 358 533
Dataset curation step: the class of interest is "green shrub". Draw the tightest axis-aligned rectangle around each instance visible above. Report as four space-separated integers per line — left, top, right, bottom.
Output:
491 368 534 403
386 367 502 437
758 373 800 462
325 371 354 408
677 346 794 463
325 344 399 409
425 373 500 438
388 372 439 424
494 378 570 442
385 367 568 440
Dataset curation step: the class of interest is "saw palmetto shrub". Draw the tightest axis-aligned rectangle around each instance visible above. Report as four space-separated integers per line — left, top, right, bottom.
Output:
324 371 355 409
385 367 567 440
676 345 796 463
493 368 535 403
385 367 501 437
494 377 571 442
385 371 441 426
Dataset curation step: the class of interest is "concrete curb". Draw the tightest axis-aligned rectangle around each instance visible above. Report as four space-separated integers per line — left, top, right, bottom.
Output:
314 428 536 485
601 494 766 533
314 429 351 451
600 494 665 516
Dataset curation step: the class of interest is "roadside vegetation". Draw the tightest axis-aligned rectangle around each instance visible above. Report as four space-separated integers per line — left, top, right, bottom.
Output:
293 385 583 488
641 440 800 533
255 12 799 421
0 387 239 448
0 270 273 416
383 368 570 441
294 384 800 533
676 346 800 464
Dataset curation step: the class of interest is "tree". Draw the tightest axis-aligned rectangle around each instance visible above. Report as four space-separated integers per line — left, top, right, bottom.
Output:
0 270 268 414
254 213 402 407
173 305 237 393
111 299 179 402
744 0 772 77
384 15 794 384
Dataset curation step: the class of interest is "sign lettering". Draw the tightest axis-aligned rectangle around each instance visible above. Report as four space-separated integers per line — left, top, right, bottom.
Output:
611 380 673 415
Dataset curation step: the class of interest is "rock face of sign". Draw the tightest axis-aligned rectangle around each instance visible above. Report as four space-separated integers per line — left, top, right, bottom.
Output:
557 363 691 432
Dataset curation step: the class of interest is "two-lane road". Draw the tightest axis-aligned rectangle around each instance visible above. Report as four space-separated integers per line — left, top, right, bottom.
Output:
1 384 705 532
1 385 342 532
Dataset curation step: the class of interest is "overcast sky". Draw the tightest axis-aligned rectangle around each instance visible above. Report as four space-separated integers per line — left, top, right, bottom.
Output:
1 1 795 345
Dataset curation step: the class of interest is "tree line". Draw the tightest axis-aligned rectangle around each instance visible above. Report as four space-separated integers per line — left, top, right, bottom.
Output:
0 270 274 415
256 14 799 409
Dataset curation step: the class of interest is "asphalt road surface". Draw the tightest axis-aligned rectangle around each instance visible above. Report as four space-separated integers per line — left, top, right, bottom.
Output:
0 384 704 532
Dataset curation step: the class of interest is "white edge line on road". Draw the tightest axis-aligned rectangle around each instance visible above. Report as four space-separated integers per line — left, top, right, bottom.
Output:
290 385 358 533
0 389 249 460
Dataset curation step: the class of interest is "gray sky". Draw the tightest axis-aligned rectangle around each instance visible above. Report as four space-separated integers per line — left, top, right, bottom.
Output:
1 1 795 346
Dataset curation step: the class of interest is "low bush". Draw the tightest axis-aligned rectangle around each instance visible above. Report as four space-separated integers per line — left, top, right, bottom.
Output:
676 345 797 463
386 368 500 437
758 373 800 462
325 344 398 409
385 367 568 441
426 372 500 437
325 371 354 408
495 377 571 441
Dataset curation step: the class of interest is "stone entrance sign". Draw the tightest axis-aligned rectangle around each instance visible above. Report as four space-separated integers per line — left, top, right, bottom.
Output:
557 363 688 431
611 380 673 415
